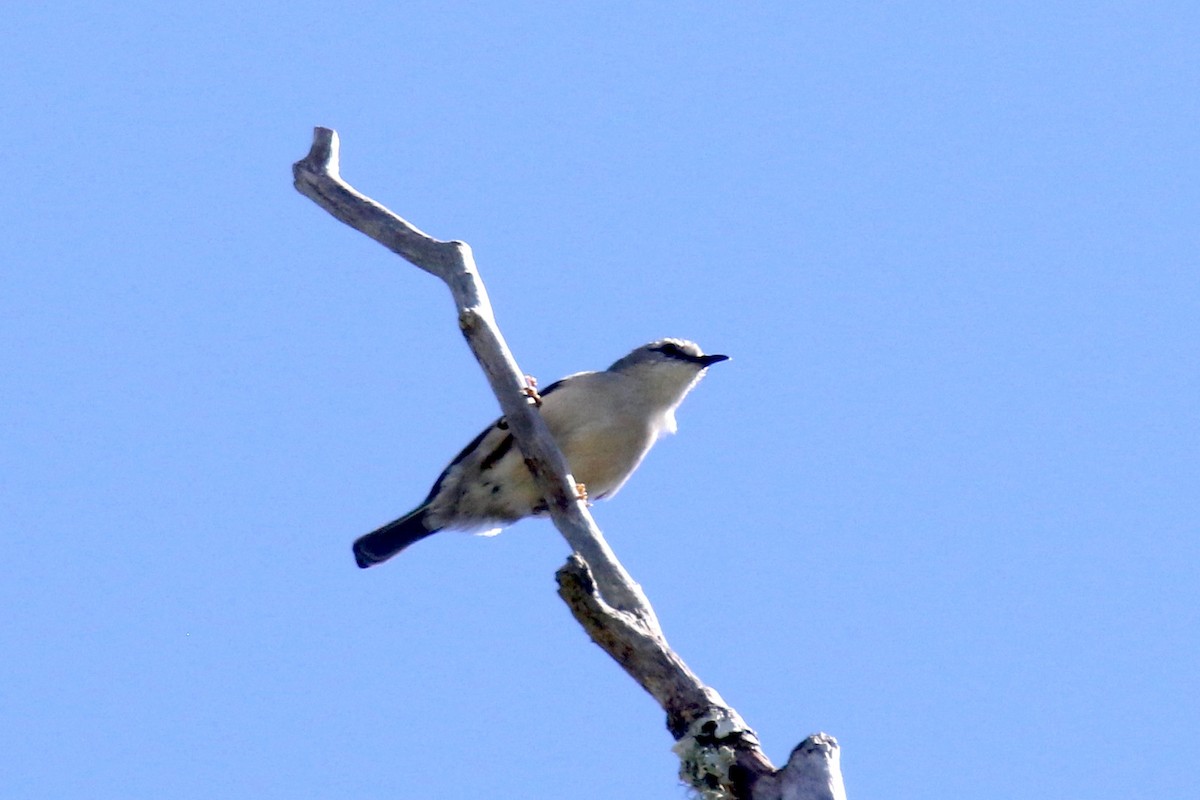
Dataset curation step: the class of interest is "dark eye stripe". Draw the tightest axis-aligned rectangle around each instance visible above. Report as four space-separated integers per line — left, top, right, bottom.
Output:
652 342 684 357
652 341 705 363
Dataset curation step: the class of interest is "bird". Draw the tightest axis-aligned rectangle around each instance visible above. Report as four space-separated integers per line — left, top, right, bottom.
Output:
352 338 729 568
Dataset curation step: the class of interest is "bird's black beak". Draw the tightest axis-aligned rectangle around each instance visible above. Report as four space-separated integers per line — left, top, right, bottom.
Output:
698 353 730 367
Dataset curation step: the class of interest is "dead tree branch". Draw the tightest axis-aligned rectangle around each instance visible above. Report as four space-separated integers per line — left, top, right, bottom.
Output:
292 127 847 800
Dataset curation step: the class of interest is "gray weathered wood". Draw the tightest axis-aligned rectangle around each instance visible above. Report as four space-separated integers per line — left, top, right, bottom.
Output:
292 127 847 800
754 735 848 800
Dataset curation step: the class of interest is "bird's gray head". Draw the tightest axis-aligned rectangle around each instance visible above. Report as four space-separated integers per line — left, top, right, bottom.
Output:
606 338 729 415
608 338 730 373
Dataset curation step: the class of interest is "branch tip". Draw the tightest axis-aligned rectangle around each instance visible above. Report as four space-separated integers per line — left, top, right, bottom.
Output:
300 126 340 177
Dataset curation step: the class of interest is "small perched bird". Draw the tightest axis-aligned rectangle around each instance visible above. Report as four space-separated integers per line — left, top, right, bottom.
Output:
353 338 729 568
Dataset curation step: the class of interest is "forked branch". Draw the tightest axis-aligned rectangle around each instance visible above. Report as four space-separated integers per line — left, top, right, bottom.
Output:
293 127 846 800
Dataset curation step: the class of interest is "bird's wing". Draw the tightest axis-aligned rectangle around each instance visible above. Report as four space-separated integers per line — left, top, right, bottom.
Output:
421 418 508 505
536 371 587 399
422 371 598 505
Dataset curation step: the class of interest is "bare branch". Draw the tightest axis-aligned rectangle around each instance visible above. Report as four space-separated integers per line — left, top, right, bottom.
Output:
292 127 846 800
558 556 777 798
293 127 657 629
556 556 726 735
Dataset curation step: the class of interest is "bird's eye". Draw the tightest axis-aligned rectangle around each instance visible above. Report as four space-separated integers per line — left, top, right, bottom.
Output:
659 342 682 358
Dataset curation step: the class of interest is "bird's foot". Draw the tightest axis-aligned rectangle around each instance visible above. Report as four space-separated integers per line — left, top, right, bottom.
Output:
575 482 592 506
522 375 543 406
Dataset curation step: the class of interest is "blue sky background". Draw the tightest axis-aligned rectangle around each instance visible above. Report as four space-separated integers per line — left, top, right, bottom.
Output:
3 3 1197 798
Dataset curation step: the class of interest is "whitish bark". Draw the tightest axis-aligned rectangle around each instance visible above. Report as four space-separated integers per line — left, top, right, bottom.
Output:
293 127 847 800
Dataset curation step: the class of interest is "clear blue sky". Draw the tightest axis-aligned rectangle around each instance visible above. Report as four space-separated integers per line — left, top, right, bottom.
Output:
3 3 1196 798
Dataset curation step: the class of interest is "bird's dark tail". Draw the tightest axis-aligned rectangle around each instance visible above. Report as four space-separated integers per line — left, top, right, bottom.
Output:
353 508 438 568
